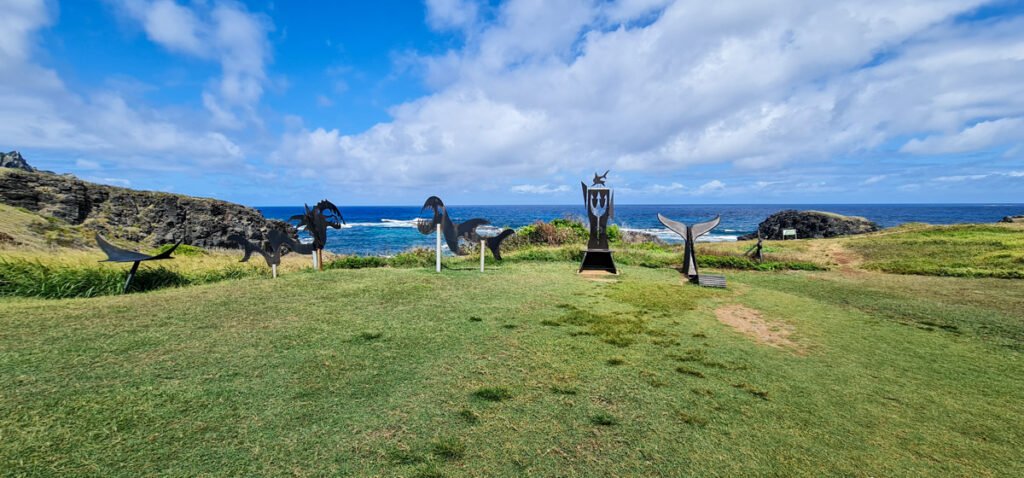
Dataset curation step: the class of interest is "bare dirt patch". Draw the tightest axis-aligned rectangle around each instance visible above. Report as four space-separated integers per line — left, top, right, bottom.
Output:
808 241 864 276
714 304 803 353
579 270 618 282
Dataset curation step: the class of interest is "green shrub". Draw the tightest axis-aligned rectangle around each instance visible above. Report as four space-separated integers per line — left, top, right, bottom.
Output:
389 248 436 268
152 243 207 257
325 255 388 269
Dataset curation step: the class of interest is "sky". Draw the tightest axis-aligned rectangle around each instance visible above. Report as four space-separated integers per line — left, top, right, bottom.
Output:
2 0 1023 206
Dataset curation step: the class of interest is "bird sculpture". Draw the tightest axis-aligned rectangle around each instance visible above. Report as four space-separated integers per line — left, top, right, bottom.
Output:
288 199 344 270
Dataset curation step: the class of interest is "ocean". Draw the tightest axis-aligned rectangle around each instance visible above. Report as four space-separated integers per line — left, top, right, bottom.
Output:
257 204 1024 256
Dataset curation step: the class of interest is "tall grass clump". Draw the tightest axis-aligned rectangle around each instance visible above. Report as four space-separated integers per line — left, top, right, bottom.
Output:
0 258 260 299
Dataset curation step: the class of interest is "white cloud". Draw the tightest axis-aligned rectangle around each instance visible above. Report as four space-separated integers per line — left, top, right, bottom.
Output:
901 117 1024 154
934 171 1024 182
645 182 686 193
278 0 1024 190
0 0 49 64
114 0 272 128
134 0 205 55
75 159 101 169
695 179 726 195
316 95 334 108
0 0 245 169
510 184 571 194
425 0 480 31
935 174 989 182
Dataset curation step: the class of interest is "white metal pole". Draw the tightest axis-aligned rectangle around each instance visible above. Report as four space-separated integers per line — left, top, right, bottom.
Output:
480 240 485 272
272 264 277 278
312 252 317 269
436 223 442 272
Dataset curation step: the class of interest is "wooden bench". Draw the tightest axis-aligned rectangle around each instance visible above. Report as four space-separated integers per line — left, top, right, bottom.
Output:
698 274 727 288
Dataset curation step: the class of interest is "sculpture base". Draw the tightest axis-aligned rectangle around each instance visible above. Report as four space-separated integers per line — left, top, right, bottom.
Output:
579 250 617 274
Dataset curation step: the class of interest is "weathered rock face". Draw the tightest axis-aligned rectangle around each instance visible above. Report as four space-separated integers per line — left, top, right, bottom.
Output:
739 210 880 240
1 151 35 172
1000 215 1024 223
620 229 665 245
0 168 292 248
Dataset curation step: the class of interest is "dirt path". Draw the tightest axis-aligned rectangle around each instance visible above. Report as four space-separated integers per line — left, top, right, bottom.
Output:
808 240 864 276
714 304 804 353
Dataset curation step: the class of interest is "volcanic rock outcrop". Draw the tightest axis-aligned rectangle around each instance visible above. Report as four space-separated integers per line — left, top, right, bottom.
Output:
0 156 290 248
739 210 880 240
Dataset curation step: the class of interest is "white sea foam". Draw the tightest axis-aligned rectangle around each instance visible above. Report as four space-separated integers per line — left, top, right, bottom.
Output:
337 218 425 228
620 227 738 242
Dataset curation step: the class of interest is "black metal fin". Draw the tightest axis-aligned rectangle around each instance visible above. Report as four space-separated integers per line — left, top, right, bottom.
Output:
486 229 515 261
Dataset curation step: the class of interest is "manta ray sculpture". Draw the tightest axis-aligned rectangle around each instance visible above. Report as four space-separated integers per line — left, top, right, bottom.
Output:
96 233 180 293
416 196 514 258
657 214 721 282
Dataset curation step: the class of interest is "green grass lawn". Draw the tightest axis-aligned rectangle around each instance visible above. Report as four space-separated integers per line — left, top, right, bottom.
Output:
2 262 1022 476
845 223 1024 278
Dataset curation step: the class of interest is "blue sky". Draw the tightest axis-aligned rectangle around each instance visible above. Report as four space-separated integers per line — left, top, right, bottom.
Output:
2 0 1023 206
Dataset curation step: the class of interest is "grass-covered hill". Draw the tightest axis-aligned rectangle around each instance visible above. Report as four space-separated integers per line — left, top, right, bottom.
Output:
1 208 1022 475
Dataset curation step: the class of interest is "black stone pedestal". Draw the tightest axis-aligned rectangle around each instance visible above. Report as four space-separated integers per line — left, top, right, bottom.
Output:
579 249 617 274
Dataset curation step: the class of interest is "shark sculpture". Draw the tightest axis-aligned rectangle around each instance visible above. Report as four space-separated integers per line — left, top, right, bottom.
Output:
657 214 721 282
416 196 514 258
96 233 180 293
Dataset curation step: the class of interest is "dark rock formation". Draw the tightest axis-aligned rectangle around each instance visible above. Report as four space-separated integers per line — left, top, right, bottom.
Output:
1000 215 1024 223
1 151 35 172
0 168 292 248
739 210 880 240
620 229 665 245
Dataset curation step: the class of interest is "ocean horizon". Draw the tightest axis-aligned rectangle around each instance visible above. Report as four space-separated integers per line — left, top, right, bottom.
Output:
257 203 1024 256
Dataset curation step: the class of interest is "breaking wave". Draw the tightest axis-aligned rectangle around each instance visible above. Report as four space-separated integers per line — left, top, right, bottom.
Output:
620 227 738 242
337 218 424 228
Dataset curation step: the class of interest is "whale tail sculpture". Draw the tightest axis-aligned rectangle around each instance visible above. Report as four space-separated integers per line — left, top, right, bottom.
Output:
657 214 721 283
484 228 516 261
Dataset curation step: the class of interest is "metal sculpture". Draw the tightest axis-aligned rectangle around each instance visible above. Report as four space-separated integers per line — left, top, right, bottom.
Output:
744 232 764 263
579 171 617 274
472 226 516 271
96 234 180 293
230 229 313 278
288 199 344 270
477 228 516 261
657 214 724 287
416 196 514 259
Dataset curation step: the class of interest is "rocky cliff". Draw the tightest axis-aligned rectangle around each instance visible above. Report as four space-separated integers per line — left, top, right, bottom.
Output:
0 167 291 248
1 151 35 172
739 210 880 240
